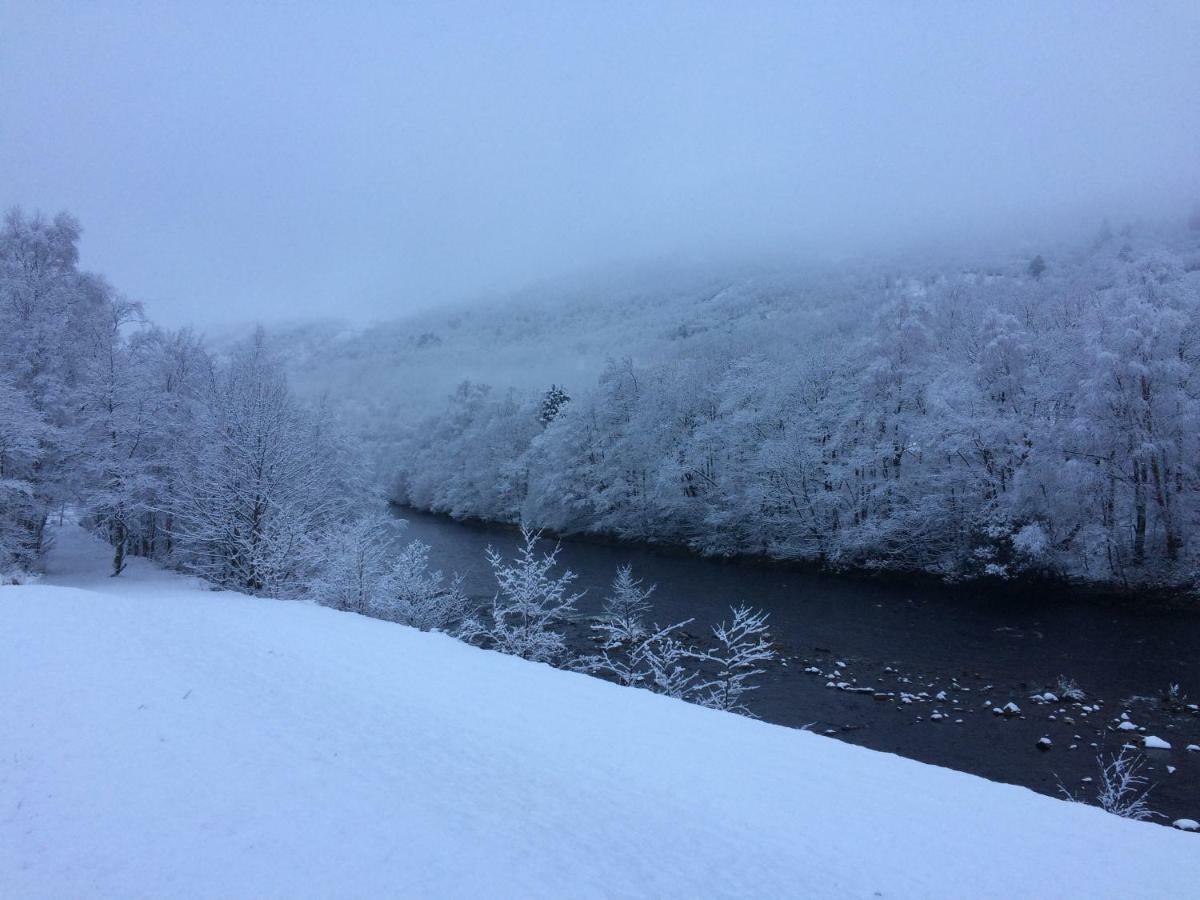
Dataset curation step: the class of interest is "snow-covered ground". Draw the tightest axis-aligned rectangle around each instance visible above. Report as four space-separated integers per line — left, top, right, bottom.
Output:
2 525 1197 899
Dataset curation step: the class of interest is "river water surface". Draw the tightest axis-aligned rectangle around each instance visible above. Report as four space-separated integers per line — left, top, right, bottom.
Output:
396 506 1200 825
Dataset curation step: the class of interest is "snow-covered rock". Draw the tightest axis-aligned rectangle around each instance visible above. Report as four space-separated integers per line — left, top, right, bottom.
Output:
1143 736 1172 750
1173 819 1200 832
1118 721 1138 732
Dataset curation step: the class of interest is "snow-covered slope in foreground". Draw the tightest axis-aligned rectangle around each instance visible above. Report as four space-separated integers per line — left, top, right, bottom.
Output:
2 527 1196 899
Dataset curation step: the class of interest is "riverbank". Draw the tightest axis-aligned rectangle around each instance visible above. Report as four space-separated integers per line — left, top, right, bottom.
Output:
395 504 1200 826
3 522 1198 898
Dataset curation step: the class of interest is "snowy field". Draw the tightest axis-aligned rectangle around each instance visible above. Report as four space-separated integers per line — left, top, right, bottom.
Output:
2 525 1197 899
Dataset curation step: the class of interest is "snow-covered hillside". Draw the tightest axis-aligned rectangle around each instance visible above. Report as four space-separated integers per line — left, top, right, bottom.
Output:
2 524 1197 898
385 227 1200 591
258 259 871 422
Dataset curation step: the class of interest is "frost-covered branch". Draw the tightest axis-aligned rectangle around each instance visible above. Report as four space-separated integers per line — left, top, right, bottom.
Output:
471 526 582 663
694 605 775 716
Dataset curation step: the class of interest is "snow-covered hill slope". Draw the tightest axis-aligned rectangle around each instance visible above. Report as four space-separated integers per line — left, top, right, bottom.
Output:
258 259 871 422
2 526 1197 898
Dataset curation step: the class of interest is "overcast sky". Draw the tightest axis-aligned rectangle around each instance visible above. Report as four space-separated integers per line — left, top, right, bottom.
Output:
2 1 1198 326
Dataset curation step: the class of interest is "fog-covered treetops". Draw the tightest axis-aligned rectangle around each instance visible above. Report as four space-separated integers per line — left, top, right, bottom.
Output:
382 220 1200 592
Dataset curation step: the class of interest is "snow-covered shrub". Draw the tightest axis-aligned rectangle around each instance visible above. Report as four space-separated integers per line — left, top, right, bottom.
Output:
586 617 700 693
307 514 471 631
1063 749 1159 821
580 565 699 692
583 569 774 715
695 605 775 716
378 539 471 632
592 564 653 648
1095 750 1159 820
1161 682 1188 710
1 568 40 586
1012 522 1050 562
1054 676 1086 702
470 526 582 663
307 514 400 613
634 621 703 698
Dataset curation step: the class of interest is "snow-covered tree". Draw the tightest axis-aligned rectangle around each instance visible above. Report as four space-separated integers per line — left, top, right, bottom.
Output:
538 384 570 426
592 564 654 647
695 605 775 716
0 375 48 573
307 513 400 614
378 539 471 632
0 209 378 593
473 527 582 663
0 209 113 568
631 620 702 698
75 296 157 575
166 333 354 595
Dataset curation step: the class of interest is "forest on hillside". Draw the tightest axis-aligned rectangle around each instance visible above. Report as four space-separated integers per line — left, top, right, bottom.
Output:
389 223 1200 593
8 206 1200 597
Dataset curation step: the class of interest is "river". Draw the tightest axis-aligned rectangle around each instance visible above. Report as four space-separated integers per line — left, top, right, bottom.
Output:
396 505 1200 824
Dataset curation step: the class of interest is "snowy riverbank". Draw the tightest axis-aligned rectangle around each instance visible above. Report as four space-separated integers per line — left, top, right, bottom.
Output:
2 525 1197 898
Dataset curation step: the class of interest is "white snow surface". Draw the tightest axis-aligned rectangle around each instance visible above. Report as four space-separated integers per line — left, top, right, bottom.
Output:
2 525 1197 899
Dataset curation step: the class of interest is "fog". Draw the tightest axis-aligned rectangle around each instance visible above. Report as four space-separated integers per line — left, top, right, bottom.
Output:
2 1 1197 325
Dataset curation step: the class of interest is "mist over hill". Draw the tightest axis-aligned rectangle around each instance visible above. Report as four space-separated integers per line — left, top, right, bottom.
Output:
262 223 1119 422
265 215 1200 592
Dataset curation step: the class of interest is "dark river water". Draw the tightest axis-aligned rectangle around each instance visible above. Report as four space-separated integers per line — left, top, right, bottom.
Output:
396 506 1200 825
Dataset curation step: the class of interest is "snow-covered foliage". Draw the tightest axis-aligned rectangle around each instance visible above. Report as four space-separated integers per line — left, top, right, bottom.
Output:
695 605 776 716
0 210 104 571
584 568 773 713
592 564 654 647
468 526 582 663
1091 749 1160 821
1055 675 1087 702
386 225 1200 592
633 621 704 700
304 519 470 630
585 617 704 698
538 384 570 427
306 513 401 614
0 209 370 592
166 333 361 594
376 538 470 632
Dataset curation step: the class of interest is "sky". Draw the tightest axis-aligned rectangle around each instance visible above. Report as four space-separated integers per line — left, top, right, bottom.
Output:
2 1 1198 327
